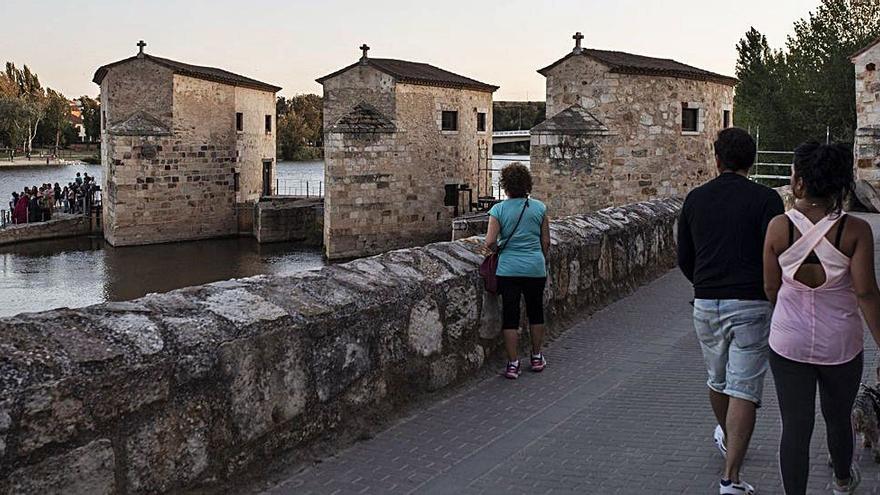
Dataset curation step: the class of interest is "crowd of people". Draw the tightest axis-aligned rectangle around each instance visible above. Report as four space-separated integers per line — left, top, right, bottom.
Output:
484 127 878 494
8 172 98 225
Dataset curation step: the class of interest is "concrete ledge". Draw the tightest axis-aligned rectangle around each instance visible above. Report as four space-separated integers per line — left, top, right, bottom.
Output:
0 198 681 494
254 197 323 244
0 214 91 246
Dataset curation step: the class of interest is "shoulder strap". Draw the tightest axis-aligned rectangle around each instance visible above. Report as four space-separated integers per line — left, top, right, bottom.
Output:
498 199 530 253
834 214 848 249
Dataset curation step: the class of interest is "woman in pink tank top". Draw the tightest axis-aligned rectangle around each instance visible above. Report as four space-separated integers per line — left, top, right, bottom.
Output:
763 143 880 494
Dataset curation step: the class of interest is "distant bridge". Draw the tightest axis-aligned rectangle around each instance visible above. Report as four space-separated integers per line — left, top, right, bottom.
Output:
492 129 530 144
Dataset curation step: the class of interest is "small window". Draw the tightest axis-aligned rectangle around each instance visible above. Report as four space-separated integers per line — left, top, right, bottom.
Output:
233 171 240 192
236 112 243 132
868 63 877 72
441 111 458 131
722 110 731 129
265 115 272 134
682 106 699 132
101 111 106 130
477 112 487 132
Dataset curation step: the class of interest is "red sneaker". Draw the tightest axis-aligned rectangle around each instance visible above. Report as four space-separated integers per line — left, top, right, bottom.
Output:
504 361 521 379
530 354 546 372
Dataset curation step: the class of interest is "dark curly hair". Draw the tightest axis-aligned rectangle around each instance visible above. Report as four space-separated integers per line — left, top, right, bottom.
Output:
500 163 532 198
792 141 853 214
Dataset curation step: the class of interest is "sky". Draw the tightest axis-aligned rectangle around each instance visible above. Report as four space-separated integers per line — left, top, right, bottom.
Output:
1 0 822 101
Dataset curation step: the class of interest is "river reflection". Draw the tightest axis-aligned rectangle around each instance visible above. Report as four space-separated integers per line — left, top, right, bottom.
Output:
0 236 324 317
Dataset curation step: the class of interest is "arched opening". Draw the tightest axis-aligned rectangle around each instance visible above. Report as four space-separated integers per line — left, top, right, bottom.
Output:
868 63 877 72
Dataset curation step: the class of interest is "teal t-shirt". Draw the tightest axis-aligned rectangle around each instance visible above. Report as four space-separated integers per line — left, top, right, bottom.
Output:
489 197 547 277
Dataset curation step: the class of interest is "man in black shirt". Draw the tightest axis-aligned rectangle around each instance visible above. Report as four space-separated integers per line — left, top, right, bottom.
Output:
678 128 784 495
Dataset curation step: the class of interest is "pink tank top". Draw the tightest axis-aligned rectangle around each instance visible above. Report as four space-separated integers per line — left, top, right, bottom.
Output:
769 210 863 365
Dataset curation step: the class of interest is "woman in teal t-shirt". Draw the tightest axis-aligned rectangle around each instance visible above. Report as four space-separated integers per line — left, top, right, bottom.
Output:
484 163 550 379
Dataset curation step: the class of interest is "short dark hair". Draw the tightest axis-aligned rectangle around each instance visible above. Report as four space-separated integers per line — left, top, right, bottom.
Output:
793 141 853 214
713 127 756 171
499 162 532 198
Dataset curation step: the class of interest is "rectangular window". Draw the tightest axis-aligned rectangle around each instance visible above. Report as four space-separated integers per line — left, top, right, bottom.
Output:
477 112 487 132
265 115 272 134
722 110 731 129
681 106 699 132
236 112 243 132
441 111 458 131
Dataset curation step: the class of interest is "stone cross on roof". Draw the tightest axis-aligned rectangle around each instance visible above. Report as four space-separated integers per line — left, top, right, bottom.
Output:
360 44 370 60
572 32 584 54
137 40 146 58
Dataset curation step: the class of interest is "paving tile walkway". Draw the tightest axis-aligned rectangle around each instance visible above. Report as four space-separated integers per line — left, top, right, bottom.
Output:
263 215 880 495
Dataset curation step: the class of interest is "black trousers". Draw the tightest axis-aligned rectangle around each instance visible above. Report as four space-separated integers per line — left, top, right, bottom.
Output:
769 350 863 494
497 276 546 330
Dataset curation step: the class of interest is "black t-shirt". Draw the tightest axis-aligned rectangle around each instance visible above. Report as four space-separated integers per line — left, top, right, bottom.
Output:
677 172 785 300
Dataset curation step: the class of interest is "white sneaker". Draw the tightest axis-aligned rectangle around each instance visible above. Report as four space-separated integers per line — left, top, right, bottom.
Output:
720 479 755 494
714 424 728 459
832 463 861 494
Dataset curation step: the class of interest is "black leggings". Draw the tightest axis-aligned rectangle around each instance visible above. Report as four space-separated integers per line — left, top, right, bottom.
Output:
497 276 546 330
769 350 863 494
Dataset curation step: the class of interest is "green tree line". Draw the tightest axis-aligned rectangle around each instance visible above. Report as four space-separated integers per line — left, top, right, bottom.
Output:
276 94 323 161
0 62 100 154
734 0 880 150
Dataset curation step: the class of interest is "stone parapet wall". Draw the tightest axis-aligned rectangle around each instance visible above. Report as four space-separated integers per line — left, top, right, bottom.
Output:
0 214 91 247
255 197 323 244
0 199 681 494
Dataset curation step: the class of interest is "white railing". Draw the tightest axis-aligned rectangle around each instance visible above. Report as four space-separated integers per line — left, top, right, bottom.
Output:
275 179 324 198
750 150 793 182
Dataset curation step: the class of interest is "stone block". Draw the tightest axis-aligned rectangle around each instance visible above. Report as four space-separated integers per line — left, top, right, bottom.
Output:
7 439 115 495
218 331 308 442
407 298 443 356
125 401 210 493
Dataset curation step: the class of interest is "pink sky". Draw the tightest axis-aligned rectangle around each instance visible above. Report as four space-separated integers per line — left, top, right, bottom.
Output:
0 0 821 101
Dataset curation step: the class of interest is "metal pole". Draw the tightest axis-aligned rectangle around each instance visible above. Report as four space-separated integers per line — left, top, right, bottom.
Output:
826 126 830 144
306 181 309 198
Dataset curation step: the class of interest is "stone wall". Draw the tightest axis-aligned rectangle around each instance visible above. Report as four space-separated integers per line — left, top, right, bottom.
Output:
0 199 680 494
855 43 880 185
0 214 91 247
538 55 733 216
254 197 323 244
234 86 276 201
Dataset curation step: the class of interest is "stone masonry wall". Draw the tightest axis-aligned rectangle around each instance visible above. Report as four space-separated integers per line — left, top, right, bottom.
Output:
539 55 733 216
255 197 323 244
324 130 425 259
234 86 276 201
0 199 680 494
855 44 880 185
0 214 91 247
103 133 238 246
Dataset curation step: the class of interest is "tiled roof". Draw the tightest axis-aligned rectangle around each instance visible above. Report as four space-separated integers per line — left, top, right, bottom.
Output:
327 103 396 133
317 58 498 93
538 49 738 86
530 104 609 135
93 54 281 93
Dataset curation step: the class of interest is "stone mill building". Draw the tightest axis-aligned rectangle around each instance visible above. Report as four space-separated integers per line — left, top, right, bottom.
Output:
531 33 737 216
853 37 880 187
93 42 280 246
317 45 498 260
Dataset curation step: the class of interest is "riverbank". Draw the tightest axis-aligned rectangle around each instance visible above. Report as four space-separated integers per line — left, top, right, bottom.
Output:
0 158 88 168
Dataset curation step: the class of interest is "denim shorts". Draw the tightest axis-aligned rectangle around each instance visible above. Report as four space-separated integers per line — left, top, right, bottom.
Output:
693 299 772 406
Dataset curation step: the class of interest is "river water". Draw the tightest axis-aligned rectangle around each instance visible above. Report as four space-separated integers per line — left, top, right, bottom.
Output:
0 156 526 317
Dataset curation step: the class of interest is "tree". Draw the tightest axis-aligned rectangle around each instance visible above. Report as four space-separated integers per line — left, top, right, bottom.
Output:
43 89 70 155
275 94 323 160
78 96 100 142
3 62 47 155
734 0 880 149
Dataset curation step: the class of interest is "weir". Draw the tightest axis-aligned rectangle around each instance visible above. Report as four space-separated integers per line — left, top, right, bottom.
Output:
0 199 679 494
